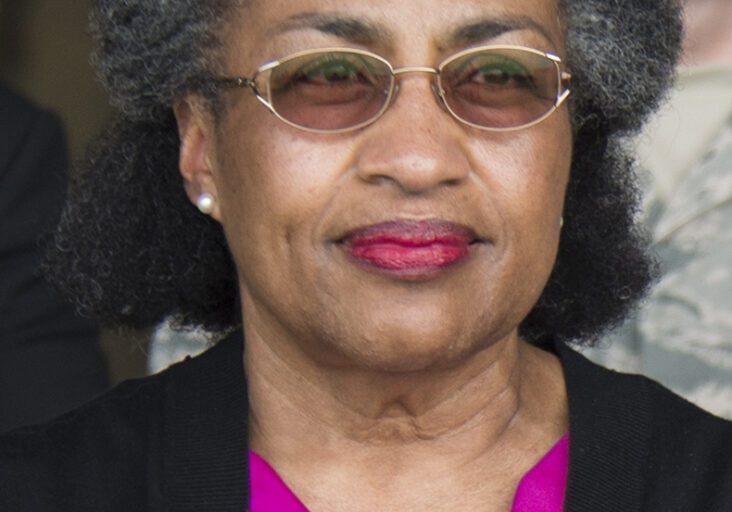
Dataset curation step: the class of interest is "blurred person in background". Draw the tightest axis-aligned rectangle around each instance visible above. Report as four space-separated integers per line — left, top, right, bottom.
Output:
587 0 732 418
0 84 109 432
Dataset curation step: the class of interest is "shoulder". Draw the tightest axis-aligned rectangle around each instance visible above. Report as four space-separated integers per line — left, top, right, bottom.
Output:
0 84 42 126
558 343 732 511
631 373 732 511
0 369 169 510
0 86 67 237
559 341 732 434
0 332 247 511
0 84 64 173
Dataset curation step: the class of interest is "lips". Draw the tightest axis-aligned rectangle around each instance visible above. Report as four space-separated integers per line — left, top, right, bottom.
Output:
340 220 478 276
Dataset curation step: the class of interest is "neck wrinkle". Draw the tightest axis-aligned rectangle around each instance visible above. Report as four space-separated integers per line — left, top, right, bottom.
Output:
246 326 529 455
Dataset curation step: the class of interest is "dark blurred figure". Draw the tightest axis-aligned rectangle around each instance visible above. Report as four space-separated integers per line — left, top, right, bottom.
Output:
0 85 109 432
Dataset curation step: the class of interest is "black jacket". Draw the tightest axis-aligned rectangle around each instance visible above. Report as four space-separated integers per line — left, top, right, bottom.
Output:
1 332 731 511
0 85 107 433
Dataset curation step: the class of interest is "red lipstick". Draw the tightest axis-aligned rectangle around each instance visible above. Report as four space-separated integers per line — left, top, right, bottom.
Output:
341 220 476 276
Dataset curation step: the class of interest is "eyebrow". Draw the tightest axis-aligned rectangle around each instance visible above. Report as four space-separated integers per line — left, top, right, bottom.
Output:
274 12 555 49
451 16 557 47
275 12 392 46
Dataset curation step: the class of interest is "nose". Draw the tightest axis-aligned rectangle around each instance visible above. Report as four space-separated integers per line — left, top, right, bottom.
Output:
352 73 472 195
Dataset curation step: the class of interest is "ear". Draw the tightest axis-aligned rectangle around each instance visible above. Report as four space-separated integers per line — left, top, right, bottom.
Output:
174 96 222 221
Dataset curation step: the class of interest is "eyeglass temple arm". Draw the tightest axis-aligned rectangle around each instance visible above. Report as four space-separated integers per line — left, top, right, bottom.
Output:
212 76 257 91
556 71 572 105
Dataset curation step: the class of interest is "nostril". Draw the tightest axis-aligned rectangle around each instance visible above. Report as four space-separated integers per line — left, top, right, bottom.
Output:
361 174 398 187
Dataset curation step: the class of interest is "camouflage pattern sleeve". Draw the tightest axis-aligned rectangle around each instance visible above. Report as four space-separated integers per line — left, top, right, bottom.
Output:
588 115 732 419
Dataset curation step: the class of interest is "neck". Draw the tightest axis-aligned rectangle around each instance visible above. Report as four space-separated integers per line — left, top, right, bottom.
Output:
681 0 732 67
248 331 525 445
244 322 568 511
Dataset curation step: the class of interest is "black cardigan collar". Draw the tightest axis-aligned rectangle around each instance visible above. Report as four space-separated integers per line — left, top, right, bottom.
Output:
161 332 650 511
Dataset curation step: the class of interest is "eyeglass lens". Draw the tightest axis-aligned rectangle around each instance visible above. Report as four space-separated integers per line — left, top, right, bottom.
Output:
265 48 560 132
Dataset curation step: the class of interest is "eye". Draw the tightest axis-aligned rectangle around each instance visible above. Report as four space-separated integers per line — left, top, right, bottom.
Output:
294 55 376 86
452 55 535 90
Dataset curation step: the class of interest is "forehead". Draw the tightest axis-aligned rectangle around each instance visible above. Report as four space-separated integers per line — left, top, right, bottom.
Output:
229 0 564 61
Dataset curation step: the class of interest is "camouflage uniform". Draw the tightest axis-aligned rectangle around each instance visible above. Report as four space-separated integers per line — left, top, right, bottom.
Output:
587 64 732 419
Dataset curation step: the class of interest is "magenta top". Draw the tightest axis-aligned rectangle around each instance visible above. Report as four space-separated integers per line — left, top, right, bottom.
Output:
249 433 569 511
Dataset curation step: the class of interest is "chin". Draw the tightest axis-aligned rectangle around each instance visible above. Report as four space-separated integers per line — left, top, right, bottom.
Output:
331 325 490 373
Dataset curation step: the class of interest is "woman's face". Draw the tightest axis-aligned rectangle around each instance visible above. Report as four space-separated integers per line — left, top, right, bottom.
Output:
182 0 572 371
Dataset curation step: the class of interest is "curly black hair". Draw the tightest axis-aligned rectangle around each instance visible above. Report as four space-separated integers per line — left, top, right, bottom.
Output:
45 0 683 345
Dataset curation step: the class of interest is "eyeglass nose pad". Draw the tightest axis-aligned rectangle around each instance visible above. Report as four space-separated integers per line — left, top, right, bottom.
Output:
387 81 401 107
430 81 450 114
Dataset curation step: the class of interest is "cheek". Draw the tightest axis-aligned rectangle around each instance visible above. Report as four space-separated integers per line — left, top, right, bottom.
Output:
211 112 352 289
471 125 571 226
515 124 572 276
468 118 572 290
217 100 353 213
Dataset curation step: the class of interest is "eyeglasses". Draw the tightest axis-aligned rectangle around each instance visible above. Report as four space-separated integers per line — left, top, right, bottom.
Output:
214 45 571 133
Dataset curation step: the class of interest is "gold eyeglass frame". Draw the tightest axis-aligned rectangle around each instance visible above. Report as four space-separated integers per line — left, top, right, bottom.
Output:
214 45 572 134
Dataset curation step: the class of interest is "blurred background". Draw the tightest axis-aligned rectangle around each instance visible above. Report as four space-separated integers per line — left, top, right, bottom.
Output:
1 0 109 161
1 0 148 384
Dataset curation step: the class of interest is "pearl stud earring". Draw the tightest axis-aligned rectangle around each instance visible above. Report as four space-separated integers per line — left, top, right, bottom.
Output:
196 193 215 214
